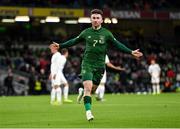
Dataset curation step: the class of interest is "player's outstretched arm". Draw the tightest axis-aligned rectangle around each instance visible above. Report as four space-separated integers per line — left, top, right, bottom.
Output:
52 37 80 49
111 39 143 59
52 30 85 49
109 31 143 59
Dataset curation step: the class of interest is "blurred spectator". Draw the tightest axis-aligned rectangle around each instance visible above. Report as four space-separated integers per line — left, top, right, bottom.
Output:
164 65 176 91
4 68 14 96
39 69 48 94
28 66 36 95
39 53 49 71
34 77 42 95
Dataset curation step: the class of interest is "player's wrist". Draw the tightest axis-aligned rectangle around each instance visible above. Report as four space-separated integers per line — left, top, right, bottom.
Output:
131 50 134 54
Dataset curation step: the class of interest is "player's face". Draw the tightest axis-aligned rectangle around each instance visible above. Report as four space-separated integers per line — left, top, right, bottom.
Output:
91 14 103 28
49 45 57 54
151 60 155 64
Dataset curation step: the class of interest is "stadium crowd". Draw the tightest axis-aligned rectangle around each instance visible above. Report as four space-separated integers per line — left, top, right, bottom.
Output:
0 30 179 96
0 0 179 11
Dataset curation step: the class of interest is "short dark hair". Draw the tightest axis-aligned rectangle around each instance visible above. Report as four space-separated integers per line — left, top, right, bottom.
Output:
91 9 103 16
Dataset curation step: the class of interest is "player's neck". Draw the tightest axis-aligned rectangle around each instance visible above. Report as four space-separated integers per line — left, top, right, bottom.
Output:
92 25 101 30
53 51 58 54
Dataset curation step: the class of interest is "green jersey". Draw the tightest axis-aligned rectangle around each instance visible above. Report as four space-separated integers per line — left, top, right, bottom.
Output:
61 27 132 67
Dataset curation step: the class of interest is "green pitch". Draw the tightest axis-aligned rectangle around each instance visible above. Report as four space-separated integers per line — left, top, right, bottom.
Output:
0 93 180 128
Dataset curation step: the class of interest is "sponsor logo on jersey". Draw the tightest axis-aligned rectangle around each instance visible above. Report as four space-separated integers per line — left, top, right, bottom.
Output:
82 70 86 74
88 36 91 39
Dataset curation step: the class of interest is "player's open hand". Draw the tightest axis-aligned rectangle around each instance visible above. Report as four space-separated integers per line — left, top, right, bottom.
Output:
131 49 143 59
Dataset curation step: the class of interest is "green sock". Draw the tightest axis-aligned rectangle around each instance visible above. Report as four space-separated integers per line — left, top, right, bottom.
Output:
84 96 92 111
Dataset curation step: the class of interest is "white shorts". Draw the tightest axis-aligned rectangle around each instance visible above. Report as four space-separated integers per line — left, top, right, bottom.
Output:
51 72 67 87
100 71 106 84
151 76 160 84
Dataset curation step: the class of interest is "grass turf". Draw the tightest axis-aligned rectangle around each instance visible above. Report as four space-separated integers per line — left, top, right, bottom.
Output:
0 93 180 128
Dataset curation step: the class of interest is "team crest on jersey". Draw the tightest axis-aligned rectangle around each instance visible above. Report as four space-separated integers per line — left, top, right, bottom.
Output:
99 35 105 44
82 70 86 74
